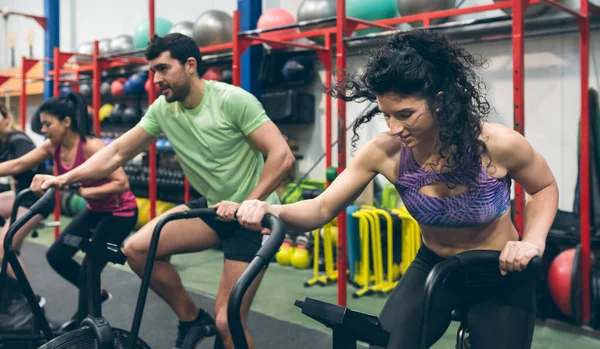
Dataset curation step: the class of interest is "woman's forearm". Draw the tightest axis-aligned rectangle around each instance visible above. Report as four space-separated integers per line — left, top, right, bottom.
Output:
522 181 559 249
272 197 337 232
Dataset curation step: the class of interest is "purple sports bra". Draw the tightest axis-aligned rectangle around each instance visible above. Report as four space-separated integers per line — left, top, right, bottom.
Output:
394 146 511 229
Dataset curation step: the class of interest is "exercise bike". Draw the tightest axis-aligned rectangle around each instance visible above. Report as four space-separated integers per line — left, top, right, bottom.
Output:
38 208 219 349
0 186 85 347
227 213 543 349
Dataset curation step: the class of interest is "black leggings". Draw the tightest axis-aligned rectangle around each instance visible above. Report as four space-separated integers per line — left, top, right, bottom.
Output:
374 244 537 349
46 208 137 289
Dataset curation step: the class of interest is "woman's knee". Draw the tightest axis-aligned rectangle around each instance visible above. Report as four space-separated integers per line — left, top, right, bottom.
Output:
46 244 65 269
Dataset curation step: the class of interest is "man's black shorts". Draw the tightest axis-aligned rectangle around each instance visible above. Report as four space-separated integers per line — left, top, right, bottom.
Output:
185 197 265 263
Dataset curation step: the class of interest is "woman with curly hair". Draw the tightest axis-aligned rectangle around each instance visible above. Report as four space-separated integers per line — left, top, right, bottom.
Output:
232 29 558 348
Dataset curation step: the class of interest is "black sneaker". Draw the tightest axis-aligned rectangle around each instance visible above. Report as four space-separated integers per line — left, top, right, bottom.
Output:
100 288 112 305
173 309 217 349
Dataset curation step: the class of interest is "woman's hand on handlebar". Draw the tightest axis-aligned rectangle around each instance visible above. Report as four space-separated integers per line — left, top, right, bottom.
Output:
235 199 281 235
30 174 66 195
499 240 545 276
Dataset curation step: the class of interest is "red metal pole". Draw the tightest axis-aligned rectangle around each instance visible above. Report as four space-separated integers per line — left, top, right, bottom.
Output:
92 41 101 136
512 0 526 236
148 0 157 220
53 47 61 239
336 0 348 307
20 57 27 130
232 11 241 87
325 34 332 185
184 178 190 203
579 0 591 325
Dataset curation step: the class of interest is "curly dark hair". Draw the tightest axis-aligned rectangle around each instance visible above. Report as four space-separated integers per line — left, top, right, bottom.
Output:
329 29 491 184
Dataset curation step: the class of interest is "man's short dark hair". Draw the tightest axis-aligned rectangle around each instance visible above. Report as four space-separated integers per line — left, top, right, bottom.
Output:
145 33 205 77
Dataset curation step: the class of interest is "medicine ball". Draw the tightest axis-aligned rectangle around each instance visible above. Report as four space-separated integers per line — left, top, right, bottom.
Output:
99 104 113 122
79 82 92 97
123 106 141 124
547 245 583 323
101 81 112 97
110 104 127 124
222 69 233 84
282 57 313 81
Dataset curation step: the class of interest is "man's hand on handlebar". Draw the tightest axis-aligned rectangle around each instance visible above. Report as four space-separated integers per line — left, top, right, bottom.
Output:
499 240 545 276
30 174 67 195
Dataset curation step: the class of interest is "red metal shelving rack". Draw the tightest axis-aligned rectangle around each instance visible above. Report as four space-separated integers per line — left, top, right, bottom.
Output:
231 0 597 322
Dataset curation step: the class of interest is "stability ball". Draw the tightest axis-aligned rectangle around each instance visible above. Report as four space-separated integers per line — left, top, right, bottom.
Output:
109 34 134 53
397 0 456 27
127 74 146 94
75 41 94 62
297 0 336 44
547 248 577 317
257 8 298 50
133 18 173 49
203 66 223 81
493 0 563 17
169 21 194 38
98 38 112 55
347 0 398 35
192 10 233 48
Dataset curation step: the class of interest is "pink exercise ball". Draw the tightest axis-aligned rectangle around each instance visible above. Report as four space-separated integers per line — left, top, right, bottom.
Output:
257 8 298 50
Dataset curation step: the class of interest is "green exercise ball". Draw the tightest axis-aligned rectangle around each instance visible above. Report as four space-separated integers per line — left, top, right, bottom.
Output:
326 166 338 182
133 18 173 49
68 194 87 216
346 0 398 35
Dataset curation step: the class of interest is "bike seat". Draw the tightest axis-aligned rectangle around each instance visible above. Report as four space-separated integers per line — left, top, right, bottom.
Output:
450 307 468 323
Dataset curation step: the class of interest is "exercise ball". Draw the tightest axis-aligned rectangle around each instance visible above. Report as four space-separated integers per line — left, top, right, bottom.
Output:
99 104 113 122
133 17 173 49
145 78 155 94
169 21 194 38
110 104 127 124
203 66 223 81
347 0 397 35
79 82 92 97
547 248 576 317
397 0 456 27
110 77 127 96
123 106 141 124
75 41 94 62
221 69 232 84
126 74 146 94
59 86 72 97
493 0 563 17
109 34 134 53
297 0 336 44
101 81 112 97
98 38 112 54
257 8 298 50
192 10 233 50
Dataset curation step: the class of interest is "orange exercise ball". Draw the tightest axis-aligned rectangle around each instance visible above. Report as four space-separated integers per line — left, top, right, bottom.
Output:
256 8 298 50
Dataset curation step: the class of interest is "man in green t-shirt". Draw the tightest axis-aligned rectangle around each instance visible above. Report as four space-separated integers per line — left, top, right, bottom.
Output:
31 33 295 349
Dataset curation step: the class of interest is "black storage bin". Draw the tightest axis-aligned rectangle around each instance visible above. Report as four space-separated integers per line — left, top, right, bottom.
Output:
262 90 315 124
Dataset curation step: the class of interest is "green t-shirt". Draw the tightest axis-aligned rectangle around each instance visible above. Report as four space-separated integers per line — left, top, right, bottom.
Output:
137 80 280 207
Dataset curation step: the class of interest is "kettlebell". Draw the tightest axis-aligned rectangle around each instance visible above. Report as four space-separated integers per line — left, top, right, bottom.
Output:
276 240 295 266
291 235 311 269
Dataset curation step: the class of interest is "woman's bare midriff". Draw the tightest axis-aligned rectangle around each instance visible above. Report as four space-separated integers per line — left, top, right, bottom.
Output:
419 210 520 258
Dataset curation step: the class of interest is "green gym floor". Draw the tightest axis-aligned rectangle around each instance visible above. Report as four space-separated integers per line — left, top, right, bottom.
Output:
28 217 600 349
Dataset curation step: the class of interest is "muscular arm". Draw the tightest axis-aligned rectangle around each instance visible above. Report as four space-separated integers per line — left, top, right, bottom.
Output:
244 121 295 201
58 127 156 185
268 139 380 232
78 138 131 199
0 140 52 176
494 126 558 249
